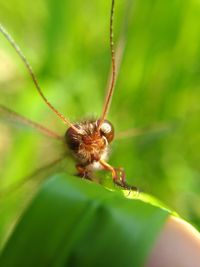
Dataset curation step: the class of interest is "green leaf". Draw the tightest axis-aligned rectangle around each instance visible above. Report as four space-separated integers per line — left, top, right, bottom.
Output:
0 174 169 267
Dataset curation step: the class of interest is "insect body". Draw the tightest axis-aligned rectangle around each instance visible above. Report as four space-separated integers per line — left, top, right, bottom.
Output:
65 120 114 176
0 0 135 190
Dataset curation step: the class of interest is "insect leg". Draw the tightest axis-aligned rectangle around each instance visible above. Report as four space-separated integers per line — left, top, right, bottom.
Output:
0 104 63 140
0 154 67 198
76 164 92 180
115 122 173 140
114 167 138 191
99 159 138 191
99 159 117 180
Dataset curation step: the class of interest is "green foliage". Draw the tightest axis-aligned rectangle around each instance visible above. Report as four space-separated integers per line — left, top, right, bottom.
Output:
0 0 200 263
0 174 169 267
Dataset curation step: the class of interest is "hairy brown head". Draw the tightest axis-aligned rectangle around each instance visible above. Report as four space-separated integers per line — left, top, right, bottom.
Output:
0 1 137 189
65 120 114 166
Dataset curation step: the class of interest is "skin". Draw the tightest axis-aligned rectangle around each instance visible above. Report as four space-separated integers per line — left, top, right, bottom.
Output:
145 216 200 267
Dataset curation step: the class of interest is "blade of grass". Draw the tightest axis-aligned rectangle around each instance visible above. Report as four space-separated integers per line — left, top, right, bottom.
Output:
0 173 169 267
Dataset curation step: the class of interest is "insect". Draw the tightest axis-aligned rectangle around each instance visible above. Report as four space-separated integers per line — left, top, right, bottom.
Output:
0 0 151 192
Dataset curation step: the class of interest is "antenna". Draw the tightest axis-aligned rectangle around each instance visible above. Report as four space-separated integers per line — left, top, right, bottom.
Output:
98 0 116 128
0 24 80 133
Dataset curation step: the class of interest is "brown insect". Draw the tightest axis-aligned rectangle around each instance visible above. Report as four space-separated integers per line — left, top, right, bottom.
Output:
0 0 141 191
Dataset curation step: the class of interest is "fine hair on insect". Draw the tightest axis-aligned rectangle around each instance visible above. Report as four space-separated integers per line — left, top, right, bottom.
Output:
0 0 143 192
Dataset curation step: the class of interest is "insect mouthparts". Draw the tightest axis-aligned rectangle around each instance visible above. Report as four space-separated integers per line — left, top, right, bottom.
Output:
0 0 138 192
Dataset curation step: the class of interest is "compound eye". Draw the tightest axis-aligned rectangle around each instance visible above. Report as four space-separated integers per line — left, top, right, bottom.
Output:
99 120 114 143
65 127 80 151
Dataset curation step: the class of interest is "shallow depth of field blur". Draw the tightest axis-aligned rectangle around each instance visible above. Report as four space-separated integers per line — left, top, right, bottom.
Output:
0 0 200 246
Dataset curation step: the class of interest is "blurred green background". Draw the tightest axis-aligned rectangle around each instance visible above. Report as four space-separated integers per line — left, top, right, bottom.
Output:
0 0 200 248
